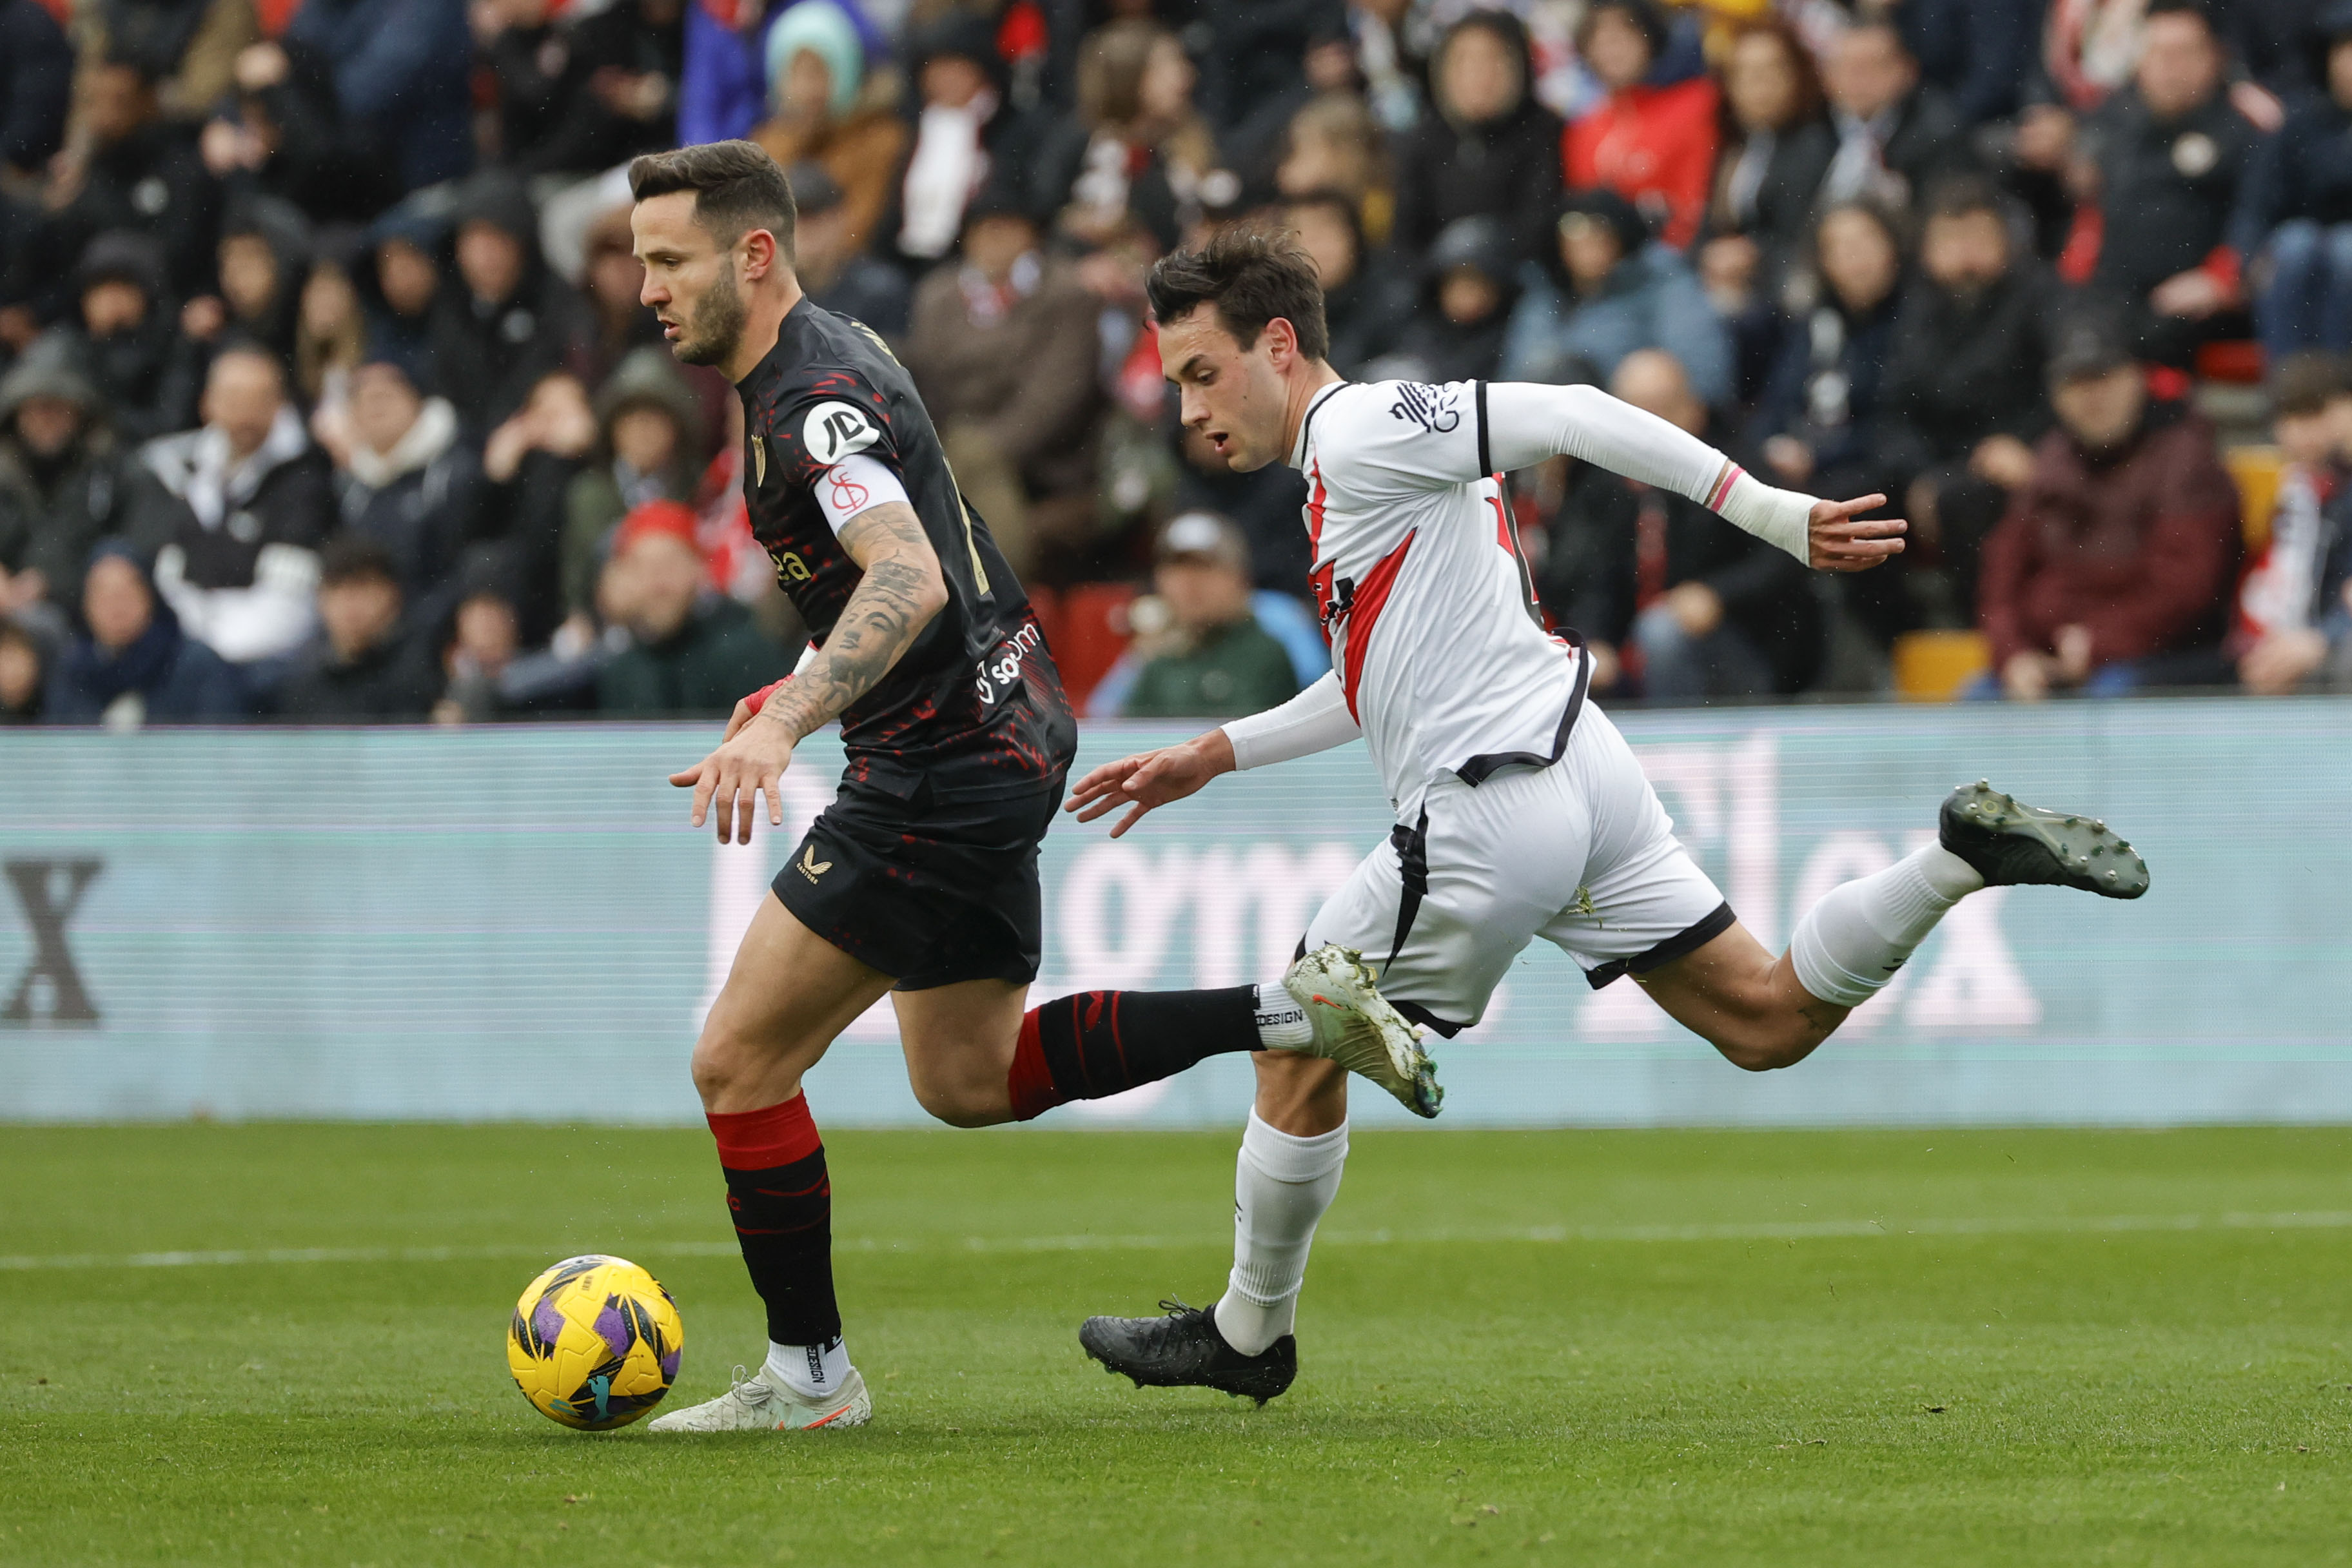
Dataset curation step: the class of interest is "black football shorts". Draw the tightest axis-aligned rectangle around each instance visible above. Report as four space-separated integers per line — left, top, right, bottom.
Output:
771 769 1065 990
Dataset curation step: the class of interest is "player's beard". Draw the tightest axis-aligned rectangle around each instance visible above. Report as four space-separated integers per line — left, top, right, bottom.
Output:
673 268 749 368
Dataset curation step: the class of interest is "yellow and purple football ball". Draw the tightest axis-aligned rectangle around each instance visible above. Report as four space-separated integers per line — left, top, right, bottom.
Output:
507 1255 684 1430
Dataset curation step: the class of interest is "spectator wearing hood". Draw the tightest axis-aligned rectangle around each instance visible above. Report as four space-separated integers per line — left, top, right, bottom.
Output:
1977 312 2242 698
563 345 703 626
0 333 134 623
888 15 1035 268
274 530 442 718
427 173 591 436
63 231 203 446
282 0 473 193
792 162 911 339
1391 11 1563 264
595 499 786 715
902 195 1102 581
1380 216 1520 386
44 540 248 723
182 196 311 373
1565 0 1718 251
324 355 478 605
2239 3 2352 358
750 1 905 260
45 57 222 304
128 346 333 671
360 201 447 387
0 613 47 721
1 0 72 179
1540 350 1823 703
1502 189 1734 408
1816 21 1972 215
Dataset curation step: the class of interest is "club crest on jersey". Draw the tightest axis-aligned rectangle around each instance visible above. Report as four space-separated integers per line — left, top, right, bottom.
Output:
1389 382 1460 434
804 401 881 464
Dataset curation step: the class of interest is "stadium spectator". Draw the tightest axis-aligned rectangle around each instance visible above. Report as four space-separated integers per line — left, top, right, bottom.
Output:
890 14 1029 266
1749 202 1906 511
2235 351 2352 693
532 0 684 176
129 346 333 672
432 558 525 722
1037 19 1220 253
902 195 1102 582
182 197 311 372
1190 0 1348 128
293 259 366 413
427 173 591 435
750 1 904 260
593 498 785 714
1383 215 1520 386
563 346 703 628
1880 175 2056 634
1120 512 1299 720
357 203 447 389
0 612 45 721
280 0 473 193
1563 0 1718 250
2062 0 2263 368
324 355 476 603
1818 21 1971 215
45 59 222 304
197 33 401 224
1538 349 1821 703
44 540 248 724
2240 4 2352 359
0 333 133 625
273 531 441 718
1285 190 1404 378
571 204 663 387
478 369 596 643
66 231 201 449
1390 10 1563 264
1701 23 1835 312
66 0 256 128
1270 93 1387 244
1901 0 2042 126
1502 188 1732 409
1977 313 2242 699
792 162 911 340
0 0 72 179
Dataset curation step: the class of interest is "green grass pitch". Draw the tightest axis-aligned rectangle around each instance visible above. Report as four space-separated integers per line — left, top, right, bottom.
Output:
3 1122 2348 1566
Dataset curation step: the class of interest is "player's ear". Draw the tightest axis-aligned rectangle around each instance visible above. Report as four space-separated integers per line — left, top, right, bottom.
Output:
1262 316 1298 369
740 226 778 282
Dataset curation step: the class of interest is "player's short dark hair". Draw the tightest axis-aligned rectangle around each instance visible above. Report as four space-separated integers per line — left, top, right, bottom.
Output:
629 141 797 261
2271 351 2347 417
1146 226 1330 363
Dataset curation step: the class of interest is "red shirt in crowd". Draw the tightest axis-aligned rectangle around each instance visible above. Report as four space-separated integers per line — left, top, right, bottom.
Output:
1563 77 1720 250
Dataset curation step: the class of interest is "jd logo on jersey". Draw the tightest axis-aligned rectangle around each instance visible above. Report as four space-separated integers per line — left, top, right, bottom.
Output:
798 844 833 882
803 401 881 465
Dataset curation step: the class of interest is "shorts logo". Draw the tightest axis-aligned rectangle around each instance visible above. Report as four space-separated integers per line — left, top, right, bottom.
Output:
798 844 833 882
804 402 881 465
1389 382 1460 434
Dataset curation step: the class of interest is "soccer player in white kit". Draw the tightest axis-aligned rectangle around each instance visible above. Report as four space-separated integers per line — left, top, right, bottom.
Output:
1069 229 2150 1404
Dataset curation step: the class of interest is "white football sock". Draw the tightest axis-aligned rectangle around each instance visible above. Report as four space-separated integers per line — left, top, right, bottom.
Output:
1253 979 1312 1049
765 1335 850 1399
1213 1110 1348 1356
1790 843 1984 1007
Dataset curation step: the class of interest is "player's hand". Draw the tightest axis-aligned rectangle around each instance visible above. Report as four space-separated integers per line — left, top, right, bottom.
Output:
1807 495 1906 573
670 712 796 845
1064 731 1236 838
721 695 756 741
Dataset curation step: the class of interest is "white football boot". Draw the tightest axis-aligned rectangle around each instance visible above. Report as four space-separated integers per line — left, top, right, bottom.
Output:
648 1362 871 1432
1280 943 1442 1118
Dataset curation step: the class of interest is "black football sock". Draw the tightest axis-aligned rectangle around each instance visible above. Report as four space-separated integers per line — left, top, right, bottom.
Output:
1007 985 1266 1120
706 1094 841 1351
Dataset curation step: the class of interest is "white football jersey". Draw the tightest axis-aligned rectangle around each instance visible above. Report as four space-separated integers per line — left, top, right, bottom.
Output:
1290 378 1586 821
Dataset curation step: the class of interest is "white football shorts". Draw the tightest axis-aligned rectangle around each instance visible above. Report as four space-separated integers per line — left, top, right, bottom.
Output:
1301 702 1732 1035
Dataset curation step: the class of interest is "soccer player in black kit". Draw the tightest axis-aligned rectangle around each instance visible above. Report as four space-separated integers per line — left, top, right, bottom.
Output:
628 143 1430 1433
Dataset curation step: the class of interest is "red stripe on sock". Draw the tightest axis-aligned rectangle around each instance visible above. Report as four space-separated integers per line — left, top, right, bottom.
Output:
707 1093 822 1170
1007 1009 1066 1121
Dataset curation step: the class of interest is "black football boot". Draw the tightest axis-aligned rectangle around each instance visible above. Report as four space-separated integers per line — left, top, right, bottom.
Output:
1939 780 2150 899
1079 1298 1297 1406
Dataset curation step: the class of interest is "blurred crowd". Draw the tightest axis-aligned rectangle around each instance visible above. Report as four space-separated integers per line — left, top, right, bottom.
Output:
4 0 2352 728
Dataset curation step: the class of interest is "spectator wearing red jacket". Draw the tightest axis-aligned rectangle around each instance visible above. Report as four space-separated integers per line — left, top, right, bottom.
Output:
1977 313 2242 699
1563 0 1716 250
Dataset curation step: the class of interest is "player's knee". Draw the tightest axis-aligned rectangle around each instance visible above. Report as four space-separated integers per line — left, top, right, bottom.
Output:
1718 1018 1814 1072
909 1078 1004 1129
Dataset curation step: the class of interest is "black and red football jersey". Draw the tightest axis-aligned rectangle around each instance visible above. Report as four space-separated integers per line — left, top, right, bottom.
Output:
735 298 1071 796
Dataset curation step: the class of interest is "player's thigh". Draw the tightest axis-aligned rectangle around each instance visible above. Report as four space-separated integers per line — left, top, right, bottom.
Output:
891 978 1030 1128
1632 921 1845 1072
696 892 897 1112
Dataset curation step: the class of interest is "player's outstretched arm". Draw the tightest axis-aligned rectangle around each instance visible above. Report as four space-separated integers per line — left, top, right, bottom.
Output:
1066 671 1361 837
669 502 947 844
1480 381 1905 572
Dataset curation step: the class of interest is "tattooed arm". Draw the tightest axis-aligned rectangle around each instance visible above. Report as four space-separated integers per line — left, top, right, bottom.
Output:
670 501 948 843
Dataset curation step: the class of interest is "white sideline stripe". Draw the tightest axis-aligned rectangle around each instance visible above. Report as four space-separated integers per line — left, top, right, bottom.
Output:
3 1210 2350 1272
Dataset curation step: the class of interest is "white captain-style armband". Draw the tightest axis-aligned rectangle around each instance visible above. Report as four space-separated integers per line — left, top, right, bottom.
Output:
1220 671 1360 770
813 453 909 534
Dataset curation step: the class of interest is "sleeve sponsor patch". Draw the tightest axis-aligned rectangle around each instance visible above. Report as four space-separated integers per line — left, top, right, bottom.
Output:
803 400 883 464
